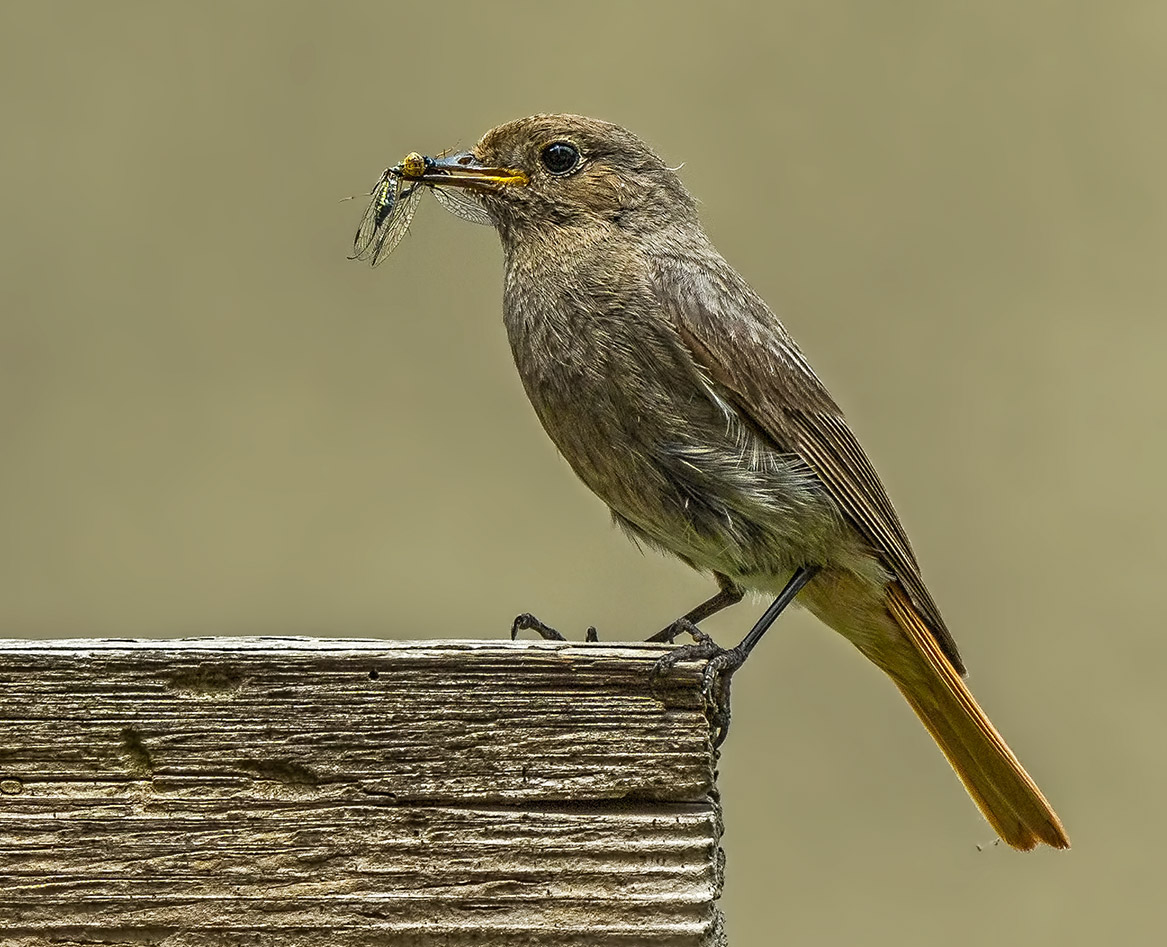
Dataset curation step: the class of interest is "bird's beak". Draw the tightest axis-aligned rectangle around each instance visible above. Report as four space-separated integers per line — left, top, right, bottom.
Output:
400 151 528 190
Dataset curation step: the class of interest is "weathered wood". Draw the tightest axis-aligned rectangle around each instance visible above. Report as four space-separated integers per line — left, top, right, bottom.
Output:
0 638 726 946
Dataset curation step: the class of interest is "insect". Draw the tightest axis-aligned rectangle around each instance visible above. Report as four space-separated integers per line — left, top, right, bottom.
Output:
350 151 493 267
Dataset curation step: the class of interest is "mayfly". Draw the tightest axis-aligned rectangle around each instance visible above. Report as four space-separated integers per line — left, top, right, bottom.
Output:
350 151 497 267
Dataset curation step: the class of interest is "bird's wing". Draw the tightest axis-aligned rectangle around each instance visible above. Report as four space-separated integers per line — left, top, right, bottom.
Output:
651 251 963 672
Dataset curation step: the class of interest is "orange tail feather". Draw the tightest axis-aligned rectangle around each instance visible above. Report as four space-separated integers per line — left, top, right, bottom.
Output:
885 585 1069 850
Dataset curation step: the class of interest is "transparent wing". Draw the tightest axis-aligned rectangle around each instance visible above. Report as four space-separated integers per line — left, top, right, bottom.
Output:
351 169 396 261
431 186 494 226
352 178 423 266
369 183 422 265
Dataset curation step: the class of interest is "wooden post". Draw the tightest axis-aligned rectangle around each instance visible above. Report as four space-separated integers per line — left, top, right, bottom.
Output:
0 638 725 946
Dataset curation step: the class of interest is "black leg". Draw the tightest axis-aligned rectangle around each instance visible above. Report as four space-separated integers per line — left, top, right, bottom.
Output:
512 571 744 645
653 565 820 746
647 573 745 643
731 565 819 663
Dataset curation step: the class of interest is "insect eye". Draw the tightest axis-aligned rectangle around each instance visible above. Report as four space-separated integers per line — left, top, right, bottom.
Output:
540 141 580 175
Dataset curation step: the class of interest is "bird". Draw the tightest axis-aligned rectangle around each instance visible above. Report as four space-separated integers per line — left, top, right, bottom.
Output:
360 113 1070 851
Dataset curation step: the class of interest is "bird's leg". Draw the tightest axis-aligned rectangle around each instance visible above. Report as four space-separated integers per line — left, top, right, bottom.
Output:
653 565 820 745
648 573 745 643
511 614 599 643
513 572 744 645
513 572 743 644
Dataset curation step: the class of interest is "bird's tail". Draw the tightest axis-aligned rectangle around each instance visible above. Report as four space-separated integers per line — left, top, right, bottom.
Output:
881 584 1069 850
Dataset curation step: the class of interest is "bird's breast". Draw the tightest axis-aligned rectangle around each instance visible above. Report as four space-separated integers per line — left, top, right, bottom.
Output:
499 245 844 578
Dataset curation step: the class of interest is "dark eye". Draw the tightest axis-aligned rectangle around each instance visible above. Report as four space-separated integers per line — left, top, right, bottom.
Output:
540 141 580 175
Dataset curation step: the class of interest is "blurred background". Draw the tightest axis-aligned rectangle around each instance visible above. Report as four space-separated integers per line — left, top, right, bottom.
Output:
2 1 1163 943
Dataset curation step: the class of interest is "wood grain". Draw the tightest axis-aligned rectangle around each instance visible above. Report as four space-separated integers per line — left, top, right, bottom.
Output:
0 638 726 946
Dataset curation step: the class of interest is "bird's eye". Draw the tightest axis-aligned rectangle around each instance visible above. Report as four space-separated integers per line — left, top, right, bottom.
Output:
540 141 580 175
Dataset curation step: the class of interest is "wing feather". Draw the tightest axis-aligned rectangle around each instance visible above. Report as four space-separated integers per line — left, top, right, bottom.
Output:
655 251 964 671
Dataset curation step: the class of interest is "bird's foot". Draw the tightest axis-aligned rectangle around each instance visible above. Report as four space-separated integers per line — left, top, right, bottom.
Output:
511 613 599 643
650 621 747 746
650 618 684 644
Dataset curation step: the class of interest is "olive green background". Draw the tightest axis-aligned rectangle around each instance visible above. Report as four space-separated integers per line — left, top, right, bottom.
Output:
2 2 1163 944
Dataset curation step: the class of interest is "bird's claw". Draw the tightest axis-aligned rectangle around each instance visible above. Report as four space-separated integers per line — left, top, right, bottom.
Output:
652 617 693 644
510 613 566 641
651 620 746 747
649 620 714 677
510 613 600 643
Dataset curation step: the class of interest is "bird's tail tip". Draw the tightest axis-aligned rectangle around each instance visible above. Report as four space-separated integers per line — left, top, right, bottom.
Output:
886 585 1070 852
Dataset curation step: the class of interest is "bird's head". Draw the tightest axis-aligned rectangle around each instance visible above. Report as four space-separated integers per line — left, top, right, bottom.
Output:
407 114 698 244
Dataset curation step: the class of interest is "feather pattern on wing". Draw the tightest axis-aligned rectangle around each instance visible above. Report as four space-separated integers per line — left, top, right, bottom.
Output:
651 246 964 672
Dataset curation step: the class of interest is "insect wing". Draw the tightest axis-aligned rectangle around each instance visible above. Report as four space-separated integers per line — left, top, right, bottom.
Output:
351 172 423 266
367 183 422 264
351 169 396 261
431 185 494 226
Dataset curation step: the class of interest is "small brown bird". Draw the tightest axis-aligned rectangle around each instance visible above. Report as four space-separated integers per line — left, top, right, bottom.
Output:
357 114 1069 851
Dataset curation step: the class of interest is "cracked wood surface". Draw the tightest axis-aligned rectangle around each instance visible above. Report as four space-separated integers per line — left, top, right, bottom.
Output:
0 638 725 946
